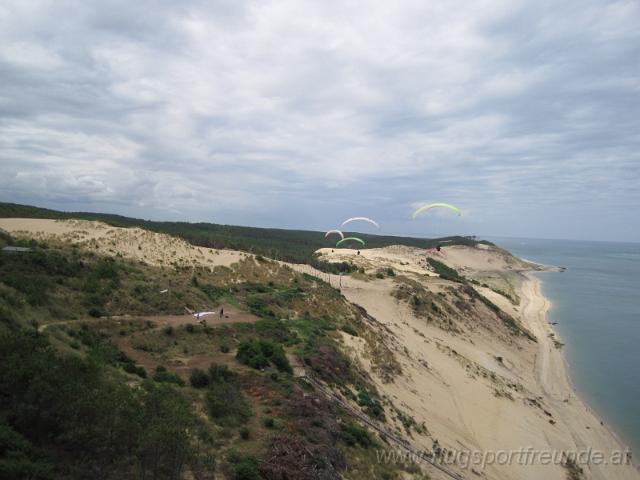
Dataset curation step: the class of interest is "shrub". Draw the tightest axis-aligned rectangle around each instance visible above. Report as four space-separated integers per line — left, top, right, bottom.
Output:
357 388 385 420
255 318 291 342
189 368 209 388
88 307 104 318
246 296 275 318
426 258 465 283
153 366 185 386
236 340 268 369
199 284 228 301
303 343 354 385
163 326 174 336
208 363 234 383
186 324 195 333
236 339 292 373
123 362 146 378
341 422 374 448
206 380 252 426
220 344 230 353
270 348 292 374
233 455 261 480
93 258 119 280
239 426 250 440
340 324 358 336
262 417 275 429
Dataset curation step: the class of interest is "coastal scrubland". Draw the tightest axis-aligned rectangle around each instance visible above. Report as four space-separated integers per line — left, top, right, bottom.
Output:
1 215 637 480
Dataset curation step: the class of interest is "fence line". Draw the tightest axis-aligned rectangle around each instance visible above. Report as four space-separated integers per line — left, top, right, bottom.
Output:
301 375 465 480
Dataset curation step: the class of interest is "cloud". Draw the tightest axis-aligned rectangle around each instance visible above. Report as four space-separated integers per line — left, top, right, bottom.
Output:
0 0 639 240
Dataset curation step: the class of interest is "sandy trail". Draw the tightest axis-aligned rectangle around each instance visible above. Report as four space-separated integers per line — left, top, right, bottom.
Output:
38 304 257 332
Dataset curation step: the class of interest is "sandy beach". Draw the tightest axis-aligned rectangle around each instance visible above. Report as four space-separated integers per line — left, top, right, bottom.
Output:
520 273 638 479
2 218 638 480
316 245 639 480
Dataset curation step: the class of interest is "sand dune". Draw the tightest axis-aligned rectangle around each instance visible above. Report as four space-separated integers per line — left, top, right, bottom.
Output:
2 217 637 479
318 245 638 480
0 218 246 269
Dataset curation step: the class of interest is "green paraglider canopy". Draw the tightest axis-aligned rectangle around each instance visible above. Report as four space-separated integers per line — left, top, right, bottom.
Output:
412 203 461 219
336 237 366 248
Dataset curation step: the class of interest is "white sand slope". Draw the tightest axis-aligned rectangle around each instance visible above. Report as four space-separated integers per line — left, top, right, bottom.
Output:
319 245 639 480
0 218 246 269
316 245 438 276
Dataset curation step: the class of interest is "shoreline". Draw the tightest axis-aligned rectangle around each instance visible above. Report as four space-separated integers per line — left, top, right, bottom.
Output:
520 270 639 477
533 271 638 464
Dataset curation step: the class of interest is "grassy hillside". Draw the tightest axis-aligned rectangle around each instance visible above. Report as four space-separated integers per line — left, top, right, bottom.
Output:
0 232 422 479
0 202 489 270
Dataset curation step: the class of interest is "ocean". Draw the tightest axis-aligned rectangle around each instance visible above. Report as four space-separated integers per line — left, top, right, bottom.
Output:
489 237 640 455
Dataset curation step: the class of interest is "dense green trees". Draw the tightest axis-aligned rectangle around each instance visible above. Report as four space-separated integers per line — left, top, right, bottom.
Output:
236 339 292 373
0 331 197 479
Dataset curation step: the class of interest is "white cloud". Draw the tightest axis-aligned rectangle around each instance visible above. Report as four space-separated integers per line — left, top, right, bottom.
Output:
0 0 639 240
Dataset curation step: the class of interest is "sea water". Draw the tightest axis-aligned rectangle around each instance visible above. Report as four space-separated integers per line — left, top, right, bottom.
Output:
489 237 640 455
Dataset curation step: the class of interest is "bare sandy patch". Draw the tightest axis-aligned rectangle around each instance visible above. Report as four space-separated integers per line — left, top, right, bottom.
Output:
0 218 247 269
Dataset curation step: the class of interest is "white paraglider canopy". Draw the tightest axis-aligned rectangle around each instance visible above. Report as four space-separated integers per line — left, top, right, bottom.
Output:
324 229 345 240
341 217 380 229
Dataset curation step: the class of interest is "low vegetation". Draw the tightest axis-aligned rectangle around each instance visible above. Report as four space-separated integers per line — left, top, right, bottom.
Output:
236 339 292 373
426 257 466 283
0 229 413 479
462 285 536 341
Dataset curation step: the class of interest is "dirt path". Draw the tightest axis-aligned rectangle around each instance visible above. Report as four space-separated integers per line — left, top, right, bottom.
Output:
38 303 257 332
40 303 260 376
116 303 259 374
114 335 235 373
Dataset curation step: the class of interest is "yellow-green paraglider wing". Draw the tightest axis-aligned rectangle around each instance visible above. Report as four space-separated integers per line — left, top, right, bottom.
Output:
336 237 366 248
412 203 461 219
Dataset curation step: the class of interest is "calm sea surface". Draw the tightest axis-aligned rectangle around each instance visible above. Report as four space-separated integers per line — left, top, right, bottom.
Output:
489 237 640 454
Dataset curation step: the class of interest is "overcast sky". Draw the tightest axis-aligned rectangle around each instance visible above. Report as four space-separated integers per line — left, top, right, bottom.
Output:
1 1 639 241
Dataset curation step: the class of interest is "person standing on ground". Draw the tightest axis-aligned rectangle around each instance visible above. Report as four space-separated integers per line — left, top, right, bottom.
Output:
220 306 224 319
